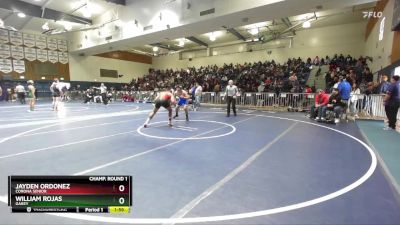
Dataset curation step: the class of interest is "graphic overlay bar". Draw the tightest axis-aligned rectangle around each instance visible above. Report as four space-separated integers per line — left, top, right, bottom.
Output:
8 176 11 206
109 206 130 214
129 176 132 207
12 206 112 213
8 176 132 213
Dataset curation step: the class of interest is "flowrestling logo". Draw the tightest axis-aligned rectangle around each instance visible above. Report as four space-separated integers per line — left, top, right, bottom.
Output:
363 11 383 18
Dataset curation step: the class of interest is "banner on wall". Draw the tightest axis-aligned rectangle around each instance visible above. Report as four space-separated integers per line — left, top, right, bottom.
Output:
9 31 23 46
0 29 9 44
24 47 36 61
35 35 47 49
23 33 36 48
0 59 12 73
47 38 58 50
48 50 58 63
58 52 68 64
11 46 24 60
57 39 68 52
36 49 48 62
0 44 10 58
12 59 25 74
47 38 57 51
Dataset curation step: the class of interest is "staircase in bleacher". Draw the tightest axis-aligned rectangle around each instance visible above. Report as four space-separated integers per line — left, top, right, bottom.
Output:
306 65 329 91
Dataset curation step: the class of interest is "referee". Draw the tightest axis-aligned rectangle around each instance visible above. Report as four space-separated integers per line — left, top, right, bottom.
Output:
99 83 108 105
224 80 238 117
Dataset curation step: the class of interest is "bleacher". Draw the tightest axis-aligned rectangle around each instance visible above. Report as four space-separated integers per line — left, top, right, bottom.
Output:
306 65 330 90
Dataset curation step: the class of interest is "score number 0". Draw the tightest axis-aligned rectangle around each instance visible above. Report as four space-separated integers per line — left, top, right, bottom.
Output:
119 185 125 205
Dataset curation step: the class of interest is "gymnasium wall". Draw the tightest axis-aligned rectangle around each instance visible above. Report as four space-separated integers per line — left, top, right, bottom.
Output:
68 54 151 83
152 21 367 69
364 0 396 74
68 21 369 82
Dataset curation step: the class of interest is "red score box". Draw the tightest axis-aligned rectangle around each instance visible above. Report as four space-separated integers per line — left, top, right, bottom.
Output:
43 183 130 195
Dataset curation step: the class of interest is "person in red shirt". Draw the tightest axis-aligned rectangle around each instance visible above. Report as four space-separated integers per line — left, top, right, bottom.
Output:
304 85 312 95
264 77 272 86
302 85 313 109
309 89 329 120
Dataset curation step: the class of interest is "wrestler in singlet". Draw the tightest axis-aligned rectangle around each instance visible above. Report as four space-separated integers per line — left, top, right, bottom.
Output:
50 78 61 111
143 90 176 128
154 91 173 109
27 80 36 112
174 87 190 121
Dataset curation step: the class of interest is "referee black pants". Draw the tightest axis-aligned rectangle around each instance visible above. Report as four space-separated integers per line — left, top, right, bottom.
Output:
17 93 25 104
101 93 108 105
227 96 236 116
385 103 399 129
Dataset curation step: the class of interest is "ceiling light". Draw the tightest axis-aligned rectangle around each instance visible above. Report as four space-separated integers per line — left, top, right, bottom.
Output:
178 38 185 47
17 12 26 18
209 32 216 41
42 22 49 30
249 27 259 35
41 77 46 80
57 20 77 30
114 20 124 27
302 21 311 28
0 19 4 27
83 7 92 18
152 46 159 52
245 22 267 30
64 23 72 31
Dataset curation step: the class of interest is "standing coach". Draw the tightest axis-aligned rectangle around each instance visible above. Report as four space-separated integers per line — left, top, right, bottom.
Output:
384 74 400 131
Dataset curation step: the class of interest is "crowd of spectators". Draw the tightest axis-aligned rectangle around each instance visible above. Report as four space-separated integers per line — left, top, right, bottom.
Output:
127 54 384 97
308 54 399 123
128 57 313 94
320 54 384 95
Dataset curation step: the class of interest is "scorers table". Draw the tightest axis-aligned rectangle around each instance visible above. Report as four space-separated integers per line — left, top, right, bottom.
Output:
8 176 132 213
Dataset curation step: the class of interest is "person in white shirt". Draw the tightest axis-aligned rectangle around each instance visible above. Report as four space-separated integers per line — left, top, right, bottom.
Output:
257 82 265 93
15 83 26 104
95 83 108 105
224 80 238 117
349 83 361 118
194 82 202 111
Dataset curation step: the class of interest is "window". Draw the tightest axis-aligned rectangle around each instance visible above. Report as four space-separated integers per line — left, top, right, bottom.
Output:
379 17 385 41
100 69 118 78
